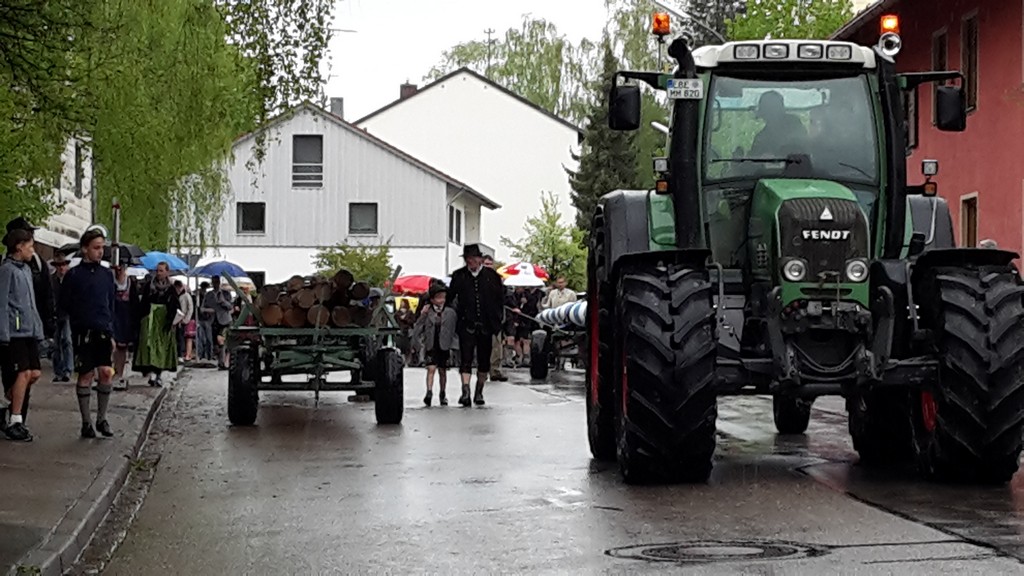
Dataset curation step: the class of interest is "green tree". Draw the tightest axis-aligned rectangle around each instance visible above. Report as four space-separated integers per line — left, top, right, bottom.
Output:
425 15 596 125
313 242 396 287
501 191 587 289
726 0 853 40
567 38 641 233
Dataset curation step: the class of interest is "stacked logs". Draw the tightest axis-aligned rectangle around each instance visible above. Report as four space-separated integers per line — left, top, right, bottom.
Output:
254 269 375 328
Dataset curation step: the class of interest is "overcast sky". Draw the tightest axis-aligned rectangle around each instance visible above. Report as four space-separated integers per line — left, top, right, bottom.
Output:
325 0 610 121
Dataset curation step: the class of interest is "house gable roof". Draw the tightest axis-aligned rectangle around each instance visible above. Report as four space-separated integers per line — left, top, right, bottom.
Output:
831 0 899 40
233 102 500 210
354 67 584 141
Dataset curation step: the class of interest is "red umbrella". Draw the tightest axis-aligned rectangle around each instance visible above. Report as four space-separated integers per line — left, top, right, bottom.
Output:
392 275 435 295
497 262 550 281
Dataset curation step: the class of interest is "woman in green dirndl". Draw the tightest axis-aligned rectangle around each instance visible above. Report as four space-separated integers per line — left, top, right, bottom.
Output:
134 262 179 387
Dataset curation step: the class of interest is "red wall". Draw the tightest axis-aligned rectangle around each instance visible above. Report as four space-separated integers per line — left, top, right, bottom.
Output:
847 0 1024 253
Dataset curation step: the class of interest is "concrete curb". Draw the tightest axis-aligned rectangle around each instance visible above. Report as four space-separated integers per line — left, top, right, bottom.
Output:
7 376 174 576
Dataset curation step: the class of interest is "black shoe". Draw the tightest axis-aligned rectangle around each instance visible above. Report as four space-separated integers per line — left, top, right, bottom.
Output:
81 422 97 438
5 422 32 442
474 390 485 406
458 386 472 407
149 377 162 388
424 390 433 407
96 420 113 437
439 393 448 406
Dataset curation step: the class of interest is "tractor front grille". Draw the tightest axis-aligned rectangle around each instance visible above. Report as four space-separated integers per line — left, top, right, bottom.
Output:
778 197 869 281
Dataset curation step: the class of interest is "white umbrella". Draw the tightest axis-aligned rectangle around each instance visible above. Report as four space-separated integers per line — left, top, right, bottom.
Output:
504 270 546 287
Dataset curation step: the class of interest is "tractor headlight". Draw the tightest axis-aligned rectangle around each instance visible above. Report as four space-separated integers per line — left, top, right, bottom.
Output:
845 259 869 282
782 259 807 282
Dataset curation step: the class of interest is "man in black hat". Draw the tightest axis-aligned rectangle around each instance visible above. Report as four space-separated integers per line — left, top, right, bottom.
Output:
447 243 504 406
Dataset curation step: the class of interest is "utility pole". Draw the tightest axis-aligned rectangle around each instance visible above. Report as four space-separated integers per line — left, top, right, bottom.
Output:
484 28 496 77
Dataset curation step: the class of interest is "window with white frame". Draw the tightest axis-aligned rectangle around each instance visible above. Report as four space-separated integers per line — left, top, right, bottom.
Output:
237 202 266 234
349 202 378 235
292 135 323 188
448 205 462 245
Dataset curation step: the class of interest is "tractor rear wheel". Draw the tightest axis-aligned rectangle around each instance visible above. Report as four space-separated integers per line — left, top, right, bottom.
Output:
585 249 616 461
847 389 913 465
227 345 260 426
615 263 717 484
374 348 404 425
772 395 812 434
914 265 1024 483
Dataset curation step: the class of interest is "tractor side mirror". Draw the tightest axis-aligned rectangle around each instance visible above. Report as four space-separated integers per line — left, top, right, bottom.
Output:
935 86 967 132
908 232 927 257
609 84 641 131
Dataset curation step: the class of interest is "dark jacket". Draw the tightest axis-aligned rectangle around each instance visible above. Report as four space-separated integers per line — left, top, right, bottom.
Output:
448 266 504 335
60 260 116 334
0 257 44 342
28 253 55 338
51 272 68 321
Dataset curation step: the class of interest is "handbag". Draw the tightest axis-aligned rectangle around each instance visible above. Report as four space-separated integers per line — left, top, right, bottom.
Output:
185 319 197 338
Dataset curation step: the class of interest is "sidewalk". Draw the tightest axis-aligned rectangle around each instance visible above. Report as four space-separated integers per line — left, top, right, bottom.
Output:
0 365 174 576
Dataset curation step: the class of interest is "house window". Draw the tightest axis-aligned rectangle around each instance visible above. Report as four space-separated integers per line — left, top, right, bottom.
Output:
74 141 85 199
903 88 918 152
246 271 266 290
961 14 979 111
349 202 378 235
931 30 947 124
237 202 266 234
448 205 462 245
961 195 978 247
292 135 323 188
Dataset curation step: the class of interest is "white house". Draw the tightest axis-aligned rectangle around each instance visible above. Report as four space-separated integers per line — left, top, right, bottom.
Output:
206 102 499 285
32 137 94 258
354 68 584 263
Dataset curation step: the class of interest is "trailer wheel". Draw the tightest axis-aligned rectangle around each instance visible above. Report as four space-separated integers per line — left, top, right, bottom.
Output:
374 348 404 425
228 345 259 426
615 263 717 484
847 390 913 464
772 395 812 435
529 330 549 380
914 265 1024 483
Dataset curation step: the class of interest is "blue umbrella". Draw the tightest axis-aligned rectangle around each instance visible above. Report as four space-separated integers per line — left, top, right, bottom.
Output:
141 251 189 272
190 259 246 279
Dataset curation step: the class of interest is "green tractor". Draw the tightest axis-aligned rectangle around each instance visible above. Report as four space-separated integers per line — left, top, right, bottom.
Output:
586 27 1024 485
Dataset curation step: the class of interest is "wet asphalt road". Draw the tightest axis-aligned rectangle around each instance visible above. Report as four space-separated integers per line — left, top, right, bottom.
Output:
76 367 1024 575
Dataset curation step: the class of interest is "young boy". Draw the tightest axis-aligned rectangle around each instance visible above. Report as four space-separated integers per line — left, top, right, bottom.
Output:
413 283 457 407
0 228 44 441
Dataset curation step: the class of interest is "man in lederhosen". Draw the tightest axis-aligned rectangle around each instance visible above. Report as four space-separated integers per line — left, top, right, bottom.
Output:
448 244 504 406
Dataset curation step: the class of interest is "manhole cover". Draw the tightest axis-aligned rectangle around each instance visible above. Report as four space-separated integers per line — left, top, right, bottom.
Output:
606 540 827 564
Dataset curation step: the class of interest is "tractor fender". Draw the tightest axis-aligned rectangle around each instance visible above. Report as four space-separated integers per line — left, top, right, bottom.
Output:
595 189 710 284
911 248 1021 281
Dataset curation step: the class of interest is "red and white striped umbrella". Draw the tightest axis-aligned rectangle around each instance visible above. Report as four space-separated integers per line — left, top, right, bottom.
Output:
497 262 550 281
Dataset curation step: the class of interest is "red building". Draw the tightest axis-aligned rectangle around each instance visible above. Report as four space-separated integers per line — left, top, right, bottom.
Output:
834 0 1024 252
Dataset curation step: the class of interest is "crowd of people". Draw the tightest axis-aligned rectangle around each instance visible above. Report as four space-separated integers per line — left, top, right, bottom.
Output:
394 244 578 408
0 217 240 442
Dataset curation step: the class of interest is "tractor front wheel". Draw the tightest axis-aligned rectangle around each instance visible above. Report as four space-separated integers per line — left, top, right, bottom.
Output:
847 389 913 465
913 265 1024 483
227 345 260 426
615 263 718 484
772 395 812 435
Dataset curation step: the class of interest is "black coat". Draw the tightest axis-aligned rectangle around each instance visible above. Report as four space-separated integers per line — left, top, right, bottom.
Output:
447 266 504 335
29 253 55 338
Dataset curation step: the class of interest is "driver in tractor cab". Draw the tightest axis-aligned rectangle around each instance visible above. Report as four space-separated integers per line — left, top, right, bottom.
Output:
749 90 807 158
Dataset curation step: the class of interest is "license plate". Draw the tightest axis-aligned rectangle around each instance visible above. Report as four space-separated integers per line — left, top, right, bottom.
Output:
667 78 704 100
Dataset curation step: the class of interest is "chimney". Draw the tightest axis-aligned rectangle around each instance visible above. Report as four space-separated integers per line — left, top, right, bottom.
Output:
400 82 418 100
330 97 344 119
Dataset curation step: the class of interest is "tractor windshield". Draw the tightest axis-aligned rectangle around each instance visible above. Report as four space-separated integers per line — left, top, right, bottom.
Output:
704 74 879 187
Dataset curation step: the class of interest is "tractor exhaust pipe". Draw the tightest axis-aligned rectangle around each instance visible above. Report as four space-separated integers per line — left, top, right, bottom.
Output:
667 38 704 251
